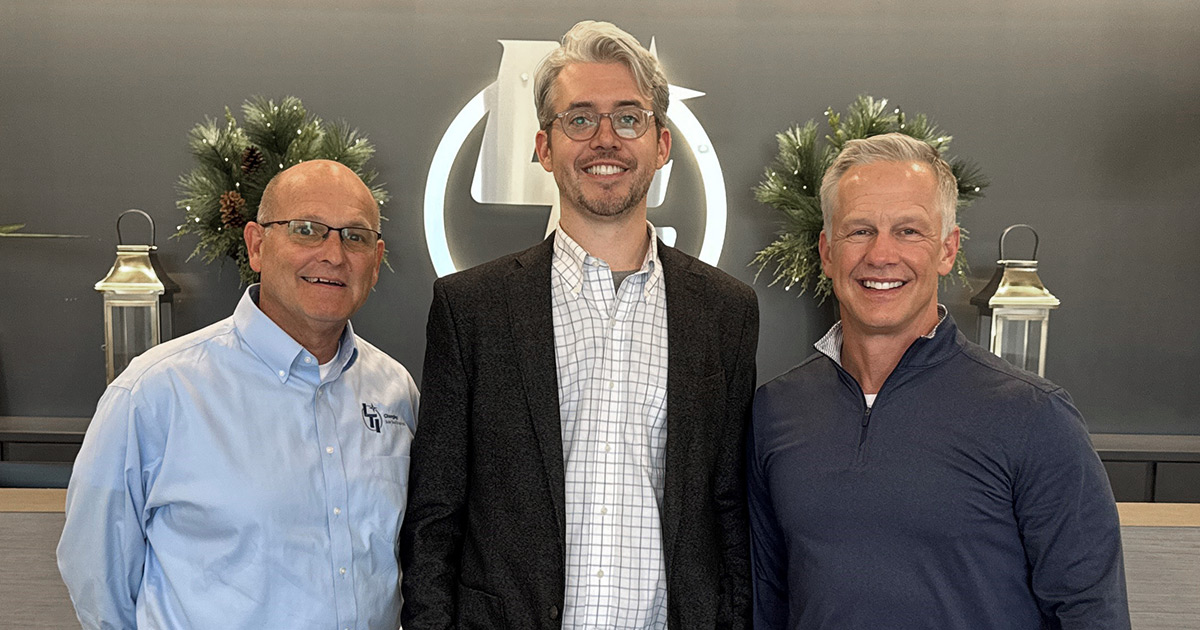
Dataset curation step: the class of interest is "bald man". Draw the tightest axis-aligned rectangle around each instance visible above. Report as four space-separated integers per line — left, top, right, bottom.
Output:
58 160 419 630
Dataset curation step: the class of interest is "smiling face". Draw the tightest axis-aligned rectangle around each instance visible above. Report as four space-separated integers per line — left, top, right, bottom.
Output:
819 160 959 342
534 62 670 225
244 160 384 346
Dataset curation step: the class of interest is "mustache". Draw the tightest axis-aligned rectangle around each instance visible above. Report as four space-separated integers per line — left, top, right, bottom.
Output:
576 149 635 168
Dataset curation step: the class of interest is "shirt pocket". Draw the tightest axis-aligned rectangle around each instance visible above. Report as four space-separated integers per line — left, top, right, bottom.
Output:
356 454 411 534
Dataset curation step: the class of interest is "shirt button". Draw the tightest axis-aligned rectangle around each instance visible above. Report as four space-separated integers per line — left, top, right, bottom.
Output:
326 446 334 454
596 569 604 578
304 356 312 364
277 370 286 378
600 507 608 515
604 444 611 452
339 567 346 575
606 381 614 390
333 507 341 515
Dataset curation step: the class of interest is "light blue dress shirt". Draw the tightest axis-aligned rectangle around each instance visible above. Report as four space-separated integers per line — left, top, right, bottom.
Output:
58 286 418 630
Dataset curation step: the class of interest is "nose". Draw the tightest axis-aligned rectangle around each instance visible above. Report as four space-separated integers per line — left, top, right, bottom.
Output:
590 115 622 149
315 230 348 264
864 232 900 267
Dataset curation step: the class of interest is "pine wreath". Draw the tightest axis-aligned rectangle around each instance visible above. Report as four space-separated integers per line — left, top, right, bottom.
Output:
175 96 389 286
753 95 989 303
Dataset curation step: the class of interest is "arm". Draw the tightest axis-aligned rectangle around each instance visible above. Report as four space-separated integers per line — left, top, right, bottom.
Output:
1014 390 1131 629
747 394 789 630
399 281 470 629
56 386 153 630
714 289 759 629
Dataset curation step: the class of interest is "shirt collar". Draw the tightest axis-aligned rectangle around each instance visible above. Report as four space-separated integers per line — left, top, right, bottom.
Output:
552 222 663 301
234 285 359 383
815 303 948 366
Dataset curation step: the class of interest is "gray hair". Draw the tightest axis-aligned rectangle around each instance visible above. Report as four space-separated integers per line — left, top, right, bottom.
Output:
533 20 669 132
820 133 958 238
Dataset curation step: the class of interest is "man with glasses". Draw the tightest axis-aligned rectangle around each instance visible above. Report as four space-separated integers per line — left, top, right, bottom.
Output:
58 160 418 629
401 20 758 630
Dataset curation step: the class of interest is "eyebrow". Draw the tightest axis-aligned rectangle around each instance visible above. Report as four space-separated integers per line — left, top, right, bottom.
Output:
566 99 645 110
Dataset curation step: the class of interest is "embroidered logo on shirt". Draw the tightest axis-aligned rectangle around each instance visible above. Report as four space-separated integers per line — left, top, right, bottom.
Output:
362 403 404 434
362 403 383 433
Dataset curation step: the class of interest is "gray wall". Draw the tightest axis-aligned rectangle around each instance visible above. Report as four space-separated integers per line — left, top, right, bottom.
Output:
1 0 1197 434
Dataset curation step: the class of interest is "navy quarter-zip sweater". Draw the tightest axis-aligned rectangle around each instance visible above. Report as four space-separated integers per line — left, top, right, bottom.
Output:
749 315 1130 630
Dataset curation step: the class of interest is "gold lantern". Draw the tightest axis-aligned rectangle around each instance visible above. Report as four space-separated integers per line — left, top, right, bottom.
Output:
94 209 179 382
970 224 1060 377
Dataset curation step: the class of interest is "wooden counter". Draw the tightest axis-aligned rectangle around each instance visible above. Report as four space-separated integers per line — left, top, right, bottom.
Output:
0 488 65 513
2 490 1198 629
4 488 1200 528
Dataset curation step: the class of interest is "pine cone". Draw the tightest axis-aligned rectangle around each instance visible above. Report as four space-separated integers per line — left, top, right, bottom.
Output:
240 146 265 175
219 190 248 229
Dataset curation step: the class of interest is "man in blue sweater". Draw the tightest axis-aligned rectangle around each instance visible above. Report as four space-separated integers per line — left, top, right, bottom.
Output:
748 133 1130 629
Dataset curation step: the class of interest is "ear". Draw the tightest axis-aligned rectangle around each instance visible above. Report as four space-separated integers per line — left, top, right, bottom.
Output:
656 125 671 169
370 238 385 287
937 225 961 276
818 229 832 276
245 222 266 273
535 128 553 173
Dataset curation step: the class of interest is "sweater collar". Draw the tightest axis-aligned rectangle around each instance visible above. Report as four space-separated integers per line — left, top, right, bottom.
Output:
815 304 949 368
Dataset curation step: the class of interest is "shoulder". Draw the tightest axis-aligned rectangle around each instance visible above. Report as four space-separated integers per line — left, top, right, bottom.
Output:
950 339 1077 420
659 243 757 306
352 335 417 390
954 338 1063 396
946 339 1089 442
109 316 239 393
434 237 552 296
751 353 839 447
756 352 834 401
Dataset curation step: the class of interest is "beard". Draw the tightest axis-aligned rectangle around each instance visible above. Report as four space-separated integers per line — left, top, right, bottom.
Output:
562 151 656 219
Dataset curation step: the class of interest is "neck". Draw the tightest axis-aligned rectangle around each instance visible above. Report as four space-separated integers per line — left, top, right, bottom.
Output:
301 332 342 365
257 301 345 364
839 334 912 395
839 308 940 395
558 206 650 271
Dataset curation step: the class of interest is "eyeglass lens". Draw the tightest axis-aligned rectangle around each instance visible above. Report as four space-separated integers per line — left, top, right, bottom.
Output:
558 107 652 140
283 220 378 252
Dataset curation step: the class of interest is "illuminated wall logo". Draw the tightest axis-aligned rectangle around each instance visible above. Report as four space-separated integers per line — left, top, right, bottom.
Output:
424 38 727 277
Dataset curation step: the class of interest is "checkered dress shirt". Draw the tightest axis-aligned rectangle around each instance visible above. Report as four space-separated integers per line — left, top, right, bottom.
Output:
552 225 669 629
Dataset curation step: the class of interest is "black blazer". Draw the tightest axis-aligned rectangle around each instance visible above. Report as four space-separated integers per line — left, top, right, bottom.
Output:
400 235 758 629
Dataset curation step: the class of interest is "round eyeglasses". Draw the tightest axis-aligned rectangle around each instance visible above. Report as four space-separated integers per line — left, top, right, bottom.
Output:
260 220 381 253
551 107 656 141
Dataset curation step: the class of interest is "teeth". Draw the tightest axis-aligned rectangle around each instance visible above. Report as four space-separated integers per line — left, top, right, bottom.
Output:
862 280 903 290
586 164 626 176
305 277 344 286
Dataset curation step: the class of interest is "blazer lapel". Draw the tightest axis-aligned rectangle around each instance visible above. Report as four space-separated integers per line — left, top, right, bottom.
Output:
660 244 710 564
504 236 567 540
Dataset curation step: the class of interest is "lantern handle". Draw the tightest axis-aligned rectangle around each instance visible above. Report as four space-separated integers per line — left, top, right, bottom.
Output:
116 209 156 247
999 223 1038 261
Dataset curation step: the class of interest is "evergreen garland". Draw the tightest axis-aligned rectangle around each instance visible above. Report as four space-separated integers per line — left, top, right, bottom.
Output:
175 96 388 285
754 95 989 303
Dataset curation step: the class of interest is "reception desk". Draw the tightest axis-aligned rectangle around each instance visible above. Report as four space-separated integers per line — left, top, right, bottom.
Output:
2 489 1197 629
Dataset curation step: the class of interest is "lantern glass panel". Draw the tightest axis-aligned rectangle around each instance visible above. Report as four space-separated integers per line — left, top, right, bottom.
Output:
991 306 1050 376
106 301 158 379
976 313 992 347
160 300 174 341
